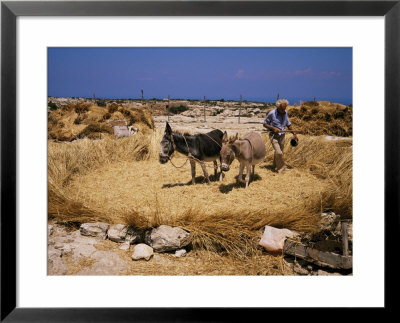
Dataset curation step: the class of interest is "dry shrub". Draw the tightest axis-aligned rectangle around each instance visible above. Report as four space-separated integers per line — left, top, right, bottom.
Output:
101 112 111 121
129 108 155 131
107 102 119 113
74 113 87 125
74 103 91 114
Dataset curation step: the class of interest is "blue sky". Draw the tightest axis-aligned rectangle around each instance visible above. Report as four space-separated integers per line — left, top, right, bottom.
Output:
48 48 352 104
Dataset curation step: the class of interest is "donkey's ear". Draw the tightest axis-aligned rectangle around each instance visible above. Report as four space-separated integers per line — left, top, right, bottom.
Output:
233 133 239 141
222 131 228 142
165 122 172 135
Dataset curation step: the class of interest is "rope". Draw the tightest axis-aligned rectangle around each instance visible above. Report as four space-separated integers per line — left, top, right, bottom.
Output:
168 155 189 168
168 131 221 168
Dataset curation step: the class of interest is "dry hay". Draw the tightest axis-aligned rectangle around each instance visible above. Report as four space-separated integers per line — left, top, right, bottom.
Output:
48 103 155 141
48 129 352 261
265 101 352 137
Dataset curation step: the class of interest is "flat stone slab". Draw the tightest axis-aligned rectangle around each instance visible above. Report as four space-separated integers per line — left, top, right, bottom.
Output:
80 222 109 239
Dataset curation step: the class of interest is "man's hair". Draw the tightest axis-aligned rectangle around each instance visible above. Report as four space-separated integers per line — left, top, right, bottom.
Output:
276 99 289 107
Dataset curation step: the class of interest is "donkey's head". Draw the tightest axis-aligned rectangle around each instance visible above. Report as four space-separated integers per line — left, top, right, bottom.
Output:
159 122 175 164
220 131 238 172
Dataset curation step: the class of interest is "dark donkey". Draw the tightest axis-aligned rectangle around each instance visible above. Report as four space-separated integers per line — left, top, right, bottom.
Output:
159 122 224 184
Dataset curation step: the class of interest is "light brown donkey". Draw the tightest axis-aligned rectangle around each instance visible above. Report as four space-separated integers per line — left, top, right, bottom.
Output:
220 131 266 188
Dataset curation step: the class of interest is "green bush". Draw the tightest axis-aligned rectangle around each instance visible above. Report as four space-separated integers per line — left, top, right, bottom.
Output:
97 99 107 107
169 105 188 114
48 102 58 111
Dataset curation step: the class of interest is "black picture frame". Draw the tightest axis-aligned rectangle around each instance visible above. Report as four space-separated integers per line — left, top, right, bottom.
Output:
1 0 398 321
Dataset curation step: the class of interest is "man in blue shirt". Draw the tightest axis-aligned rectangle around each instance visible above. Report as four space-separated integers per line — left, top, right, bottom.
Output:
263 99 298 173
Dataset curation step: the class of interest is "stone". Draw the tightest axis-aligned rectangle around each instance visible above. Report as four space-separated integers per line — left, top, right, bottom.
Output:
80 222 109 239
48 225 54 236
175 249 187 257
320 212 340 231
107 224 128 243
259 225 299 253
293 262 309 275
132 244 154 261
144 225 191 252
78 251 128 275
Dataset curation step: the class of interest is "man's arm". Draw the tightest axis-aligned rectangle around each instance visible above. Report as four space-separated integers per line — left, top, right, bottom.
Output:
263 114 281 133
263 123 281 133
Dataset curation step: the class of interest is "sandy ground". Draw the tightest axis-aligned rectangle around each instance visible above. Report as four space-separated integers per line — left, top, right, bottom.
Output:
154 115 268 136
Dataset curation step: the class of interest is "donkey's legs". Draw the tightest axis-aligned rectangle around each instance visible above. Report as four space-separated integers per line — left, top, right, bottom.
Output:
213 160 218 176
252 165 255 180
238 164 245 184
245 164 251 188
200 161 211 184
190 160 196 185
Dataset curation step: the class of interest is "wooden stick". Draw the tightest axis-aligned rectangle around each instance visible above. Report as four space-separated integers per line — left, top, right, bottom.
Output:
341 221 349 256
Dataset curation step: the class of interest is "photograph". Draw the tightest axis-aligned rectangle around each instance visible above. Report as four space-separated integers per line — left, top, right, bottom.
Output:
47 47 353 276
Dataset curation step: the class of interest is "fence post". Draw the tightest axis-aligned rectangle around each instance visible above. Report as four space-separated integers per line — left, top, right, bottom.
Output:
238 94 242 124
167 94 170 122
203 96 206 122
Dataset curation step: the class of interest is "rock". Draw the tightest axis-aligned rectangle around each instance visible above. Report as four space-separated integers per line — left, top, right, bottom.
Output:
319 212 340 231
259 225 299 252
48 249 68 275
48 225 54 236
253 108 261 114
144 225 191 252
107 224 128 243
132 244 154 261
119 241 131 251
80 222 109 239
191 108 201 117
293 262 309 275
78 251 128 275
175 249 187 257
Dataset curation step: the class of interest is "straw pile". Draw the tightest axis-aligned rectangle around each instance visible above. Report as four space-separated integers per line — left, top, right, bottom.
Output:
48 102 154 141
48 129 352 260
266 101 352 137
